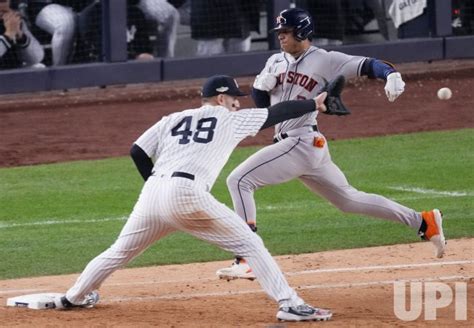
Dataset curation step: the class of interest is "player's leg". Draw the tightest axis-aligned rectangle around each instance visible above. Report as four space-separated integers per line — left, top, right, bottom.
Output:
300 160 422 228
172 188 332 321
63 213 174 307
299 152 445 257
227 138 312 225
35 4 76 65
156 9 179 57
137 0 179 57
63 179 176 307
222 137 318 278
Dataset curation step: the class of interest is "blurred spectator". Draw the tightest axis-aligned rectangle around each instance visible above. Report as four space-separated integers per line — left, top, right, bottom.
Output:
136 0 181 57
72 0 154 62
190 0 262 56
127 0 154 60
462 0 474 34
296 0 344 46
1 0 44 69
388 0 431 38
454 0 474 34
10 1 81 66
345 0 389 41
298 0 388 46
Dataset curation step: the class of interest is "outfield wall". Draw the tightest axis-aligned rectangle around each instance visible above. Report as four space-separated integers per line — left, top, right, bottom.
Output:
0 0 473 95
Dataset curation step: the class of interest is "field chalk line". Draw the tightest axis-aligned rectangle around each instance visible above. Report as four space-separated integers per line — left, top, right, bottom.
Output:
109 275 472 302
389 186 473 197
1 260 472 296
1 185 471 229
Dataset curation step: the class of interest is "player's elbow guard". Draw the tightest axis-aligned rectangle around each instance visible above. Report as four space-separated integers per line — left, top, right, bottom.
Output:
251 88 271 108
130 144 154 181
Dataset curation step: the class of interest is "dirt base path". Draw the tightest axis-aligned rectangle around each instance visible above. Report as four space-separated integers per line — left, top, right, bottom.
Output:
0 60 473 167
1 239 472 327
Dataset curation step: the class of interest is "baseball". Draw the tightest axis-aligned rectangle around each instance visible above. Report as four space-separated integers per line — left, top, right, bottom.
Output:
437 87 452 100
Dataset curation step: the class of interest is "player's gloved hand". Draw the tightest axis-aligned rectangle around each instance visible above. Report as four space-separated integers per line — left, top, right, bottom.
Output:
318 75 351 116
384 72 405 102
253 72 278 91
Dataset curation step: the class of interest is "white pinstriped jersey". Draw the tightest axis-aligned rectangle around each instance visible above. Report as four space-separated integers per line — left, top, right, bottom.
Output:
260 46 366 134
135 105 268 188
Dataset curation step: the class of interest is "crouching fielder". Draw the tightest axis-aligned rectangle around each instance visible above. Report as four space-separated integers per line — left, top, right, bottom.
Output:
54 75 348 322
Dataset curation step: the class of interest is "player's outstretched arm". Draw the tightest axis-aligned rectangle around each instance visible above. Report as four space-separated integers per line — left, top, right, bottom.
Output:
361 58 405 102
259 92 327 130
130 144 154 181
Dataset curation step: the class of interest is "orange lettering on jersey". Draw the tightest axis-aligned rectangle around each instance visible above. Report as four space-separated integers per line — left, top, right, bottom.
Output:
313 137 325 148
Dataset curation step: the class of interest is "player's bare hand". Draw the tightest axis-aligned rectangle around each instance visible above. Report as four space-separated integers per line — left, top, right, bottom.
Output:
384 72 405 102
3 11 23 40
314 91 328 112
253 72 278 91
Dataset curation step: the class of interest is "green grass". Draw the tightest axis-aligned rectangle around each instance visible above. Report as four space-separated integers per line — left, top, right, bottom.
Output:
1 129 473 279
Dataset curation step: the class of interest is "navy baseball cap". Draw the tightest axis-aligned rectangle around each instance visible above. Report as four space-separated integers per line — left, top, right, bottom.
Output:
201 75 247 97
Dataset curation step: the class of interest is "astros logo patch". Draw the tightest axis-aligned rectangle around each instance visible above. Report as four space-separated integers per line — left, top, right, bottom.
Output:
313 137 325 148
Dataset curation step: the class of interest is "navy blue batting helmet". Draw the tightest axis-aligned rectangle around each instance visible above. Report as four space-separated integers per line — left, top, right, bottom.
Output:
270 8 314 41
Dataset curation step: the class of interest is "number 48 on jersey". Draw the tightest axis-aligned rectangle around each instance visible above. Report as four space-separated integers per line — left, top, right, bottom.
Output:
171 116 217 144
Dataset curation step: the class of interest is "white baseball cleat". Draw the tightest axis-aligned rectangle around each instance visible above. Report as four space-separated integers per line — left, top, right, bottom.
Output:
216 259 256 281
54 291 99 310
277 304 332 322
420 209 446 258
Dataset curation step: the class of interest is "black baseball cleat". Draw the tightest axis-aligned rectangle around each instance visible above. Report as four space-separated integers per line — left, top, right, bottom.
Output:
277 304 332 322
54 291 99 310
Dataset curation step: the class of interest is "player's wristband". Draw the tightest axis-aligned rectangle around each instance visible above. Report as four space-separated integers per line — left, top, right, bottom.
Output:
361 58 396 80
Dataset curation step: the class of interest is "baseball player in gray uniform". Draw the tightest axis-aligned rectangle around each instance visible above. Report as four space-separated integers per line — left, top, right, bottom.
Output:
52 75 351 322
216 8 446 281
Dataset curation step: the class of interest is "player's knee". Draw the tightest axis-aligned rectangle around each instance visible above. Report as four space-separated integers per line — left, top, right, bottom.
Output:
330 188 361 213
226 172 254 193
332 201 353 213
234 235 265 257
54 19 76 41
169 7 180 26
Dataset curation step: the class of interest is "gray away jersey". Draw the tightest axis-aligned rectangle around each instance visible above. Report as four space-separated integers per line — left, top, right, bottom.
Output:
135 105 268 188
261 45 366 134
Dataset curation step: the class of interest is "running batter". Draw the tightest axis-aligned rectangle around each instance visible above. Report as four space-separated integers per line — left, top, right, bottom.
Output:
54 75 343 322
216 8 446 281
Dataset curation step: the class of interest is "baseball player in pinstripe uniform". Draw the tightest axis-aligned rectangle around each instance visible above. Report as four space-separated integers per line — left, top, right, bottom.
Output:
216 8 446 281
53 75 349 322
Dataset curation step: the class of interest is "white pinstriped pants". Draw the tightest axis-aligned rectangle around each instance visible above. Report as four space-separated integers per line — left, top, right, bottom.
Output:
66 174 303 307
